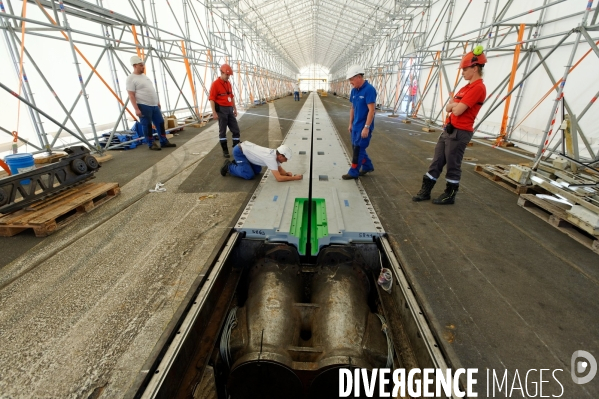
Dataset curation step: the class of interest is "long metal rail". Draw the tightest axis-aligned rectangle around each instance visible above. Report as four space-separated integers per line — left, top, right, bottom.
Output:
137 94 456 399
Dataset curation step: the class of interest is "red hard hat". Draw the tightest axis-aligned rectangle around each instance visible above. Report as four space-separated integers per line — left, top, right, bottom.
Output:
459 51 487 69
220 64 233 75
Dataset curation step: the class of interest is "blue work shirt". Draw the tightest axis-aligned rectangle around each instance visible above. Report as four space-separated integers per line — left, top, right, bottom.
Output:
349 80 377 146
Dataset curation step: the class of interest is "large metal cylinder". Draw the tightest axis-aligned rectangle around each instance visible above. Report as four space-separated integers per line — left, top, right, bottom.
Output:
226 247 389 398
228 259 303 398
311 264 386 370
308 263 389 399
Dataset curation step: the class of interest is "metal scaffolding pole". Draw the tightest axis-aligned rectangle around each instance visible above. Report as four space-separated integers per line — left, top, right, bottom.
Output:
0 1 49 150
0 0 298 154
533 1 595 167
97 0 128 136
58 0 100 150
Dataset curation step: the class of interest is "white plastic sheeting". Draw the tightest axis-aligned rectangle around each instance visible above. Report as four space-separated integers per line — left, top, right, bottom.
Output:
2 0 599 161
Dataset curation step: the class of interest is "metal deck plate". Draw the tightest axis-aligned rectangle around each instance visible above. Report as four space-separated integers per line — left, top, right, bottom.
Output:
235 93 384 254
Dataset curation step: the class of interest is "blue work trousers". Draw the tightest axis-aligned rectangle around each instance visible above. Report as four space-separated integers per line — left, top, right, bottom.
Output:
228 145 263 180
346 127 374 177
138 104 167 147
346 144 374 178
294 91 300 101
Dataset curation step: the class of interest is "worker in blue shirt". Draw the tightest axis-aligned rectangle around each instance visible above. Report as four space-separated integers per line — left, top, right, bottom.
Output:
342 65 376 180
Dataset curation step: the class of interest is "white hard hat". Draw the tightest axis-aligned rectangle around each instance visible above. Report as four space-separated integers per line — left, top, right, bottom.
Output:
130 55 144 66
277 144 292 161
346 64 365 79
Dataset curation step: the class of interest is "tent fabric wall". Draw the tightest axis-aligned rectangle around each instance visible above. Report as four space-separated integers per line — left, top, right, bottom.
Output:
1 0 598 161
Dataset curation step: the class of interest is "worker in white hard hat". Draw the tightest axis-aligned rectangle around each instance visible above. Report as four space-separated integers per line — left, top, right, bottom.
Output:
220 141 302 182
126 55 176 151
342 64 376 180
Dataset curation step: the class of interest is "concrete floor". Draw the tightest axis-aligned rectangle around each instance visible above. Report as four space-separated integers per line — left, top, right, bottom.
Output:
0 99 295 398
0 93 598 398
321 95 599 397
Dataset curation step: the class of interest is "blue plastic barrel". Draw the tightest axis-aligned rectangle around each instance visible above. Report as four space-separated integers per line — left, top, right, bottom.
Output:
4 153 35 185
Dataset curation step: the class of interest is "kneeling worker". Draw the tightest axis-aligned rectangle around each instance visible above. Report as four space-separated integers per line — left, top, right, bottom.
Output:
220 142 303 182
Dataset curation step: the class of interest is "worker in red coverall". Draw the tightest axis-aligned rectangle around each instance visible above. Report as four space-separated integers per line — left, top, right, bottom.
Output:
412 47 487 205
210 64 240 158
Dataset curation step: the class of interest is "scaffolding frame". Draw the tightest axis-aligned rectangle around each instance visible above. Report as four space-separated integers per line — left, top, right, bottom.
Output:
0 0 296 155
3 0 599 166
328 0 599 166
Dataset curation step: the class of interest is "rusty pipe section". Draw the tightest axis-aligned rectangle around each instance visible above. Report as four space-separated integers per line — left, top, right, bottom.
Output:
234 260 302 368
312 264 388 371
226 247 388 398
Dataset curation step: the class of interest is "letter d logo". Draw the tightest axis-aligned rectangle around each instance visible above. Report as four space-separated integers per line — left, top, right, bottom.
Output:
571 350 597 384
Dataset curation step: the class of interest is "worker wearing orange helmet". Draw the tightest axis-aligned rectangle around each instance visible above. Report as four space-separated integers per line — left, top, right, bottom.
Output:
413 46 487 205
210 63 240 158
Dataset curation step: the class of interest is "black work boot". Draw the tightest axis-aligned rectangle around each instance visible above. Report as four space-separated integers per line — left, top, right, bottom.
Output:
433 182 459 205
220 141 230 158
149 141 161 151
162 140 176 148
220 160 231 176
412 175 436 201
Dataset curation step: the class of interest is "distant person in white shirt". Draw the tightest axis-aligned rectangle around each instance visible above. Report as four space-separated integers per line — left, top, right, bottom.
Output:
293 83 300 101
126 56 176 151
220 142 302 182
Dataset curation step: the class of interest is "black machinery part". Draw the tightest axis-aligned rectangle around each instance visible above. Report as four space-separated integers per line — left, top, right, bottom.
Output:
0 146 101 214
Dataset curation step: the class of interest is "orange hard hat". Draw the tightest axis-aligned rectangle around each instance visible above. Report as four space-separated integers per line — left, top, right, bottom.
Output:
459 51 487 69
220 64 233 75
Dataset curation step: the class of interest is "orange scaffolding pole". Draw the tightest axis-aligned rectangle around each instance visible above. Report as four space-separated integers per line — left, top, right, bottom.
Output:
395 60 402 114
509 37 599 136
181 41 199 117
265 70 270 99
452 42 468 97
439 66 444 122
495 24 525 147
131 25 144 63
257 67 263 100
199 49 211 121
33 0 137 121
412 51 440 117
380 68 387 108
14 0 28 136
259 68 265 100
246 65 254 105
445 42 469 123
237 61 242 107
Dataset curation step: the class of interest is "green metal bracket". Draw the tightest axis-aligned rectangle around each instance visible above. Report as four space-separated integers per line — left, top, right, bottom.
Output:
289 198 328 256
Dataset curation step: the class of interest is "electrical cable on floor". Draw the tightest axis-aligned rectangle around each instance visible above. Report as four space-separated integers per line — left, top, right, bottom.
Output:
219 306 238 369
375 313 395 369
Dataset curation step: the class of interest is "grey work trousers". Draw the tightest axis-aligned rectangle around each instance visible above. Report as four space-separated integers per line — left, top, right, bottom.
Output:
427 128 473 182
217 105 241 141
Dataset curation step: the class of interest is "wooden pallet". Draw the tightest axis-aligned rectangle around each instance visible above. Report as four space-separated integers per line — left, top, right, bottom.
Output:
93 153 113 163
518 194 599 255
474 164 538 195
0 182 120 237
34 153 66 164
